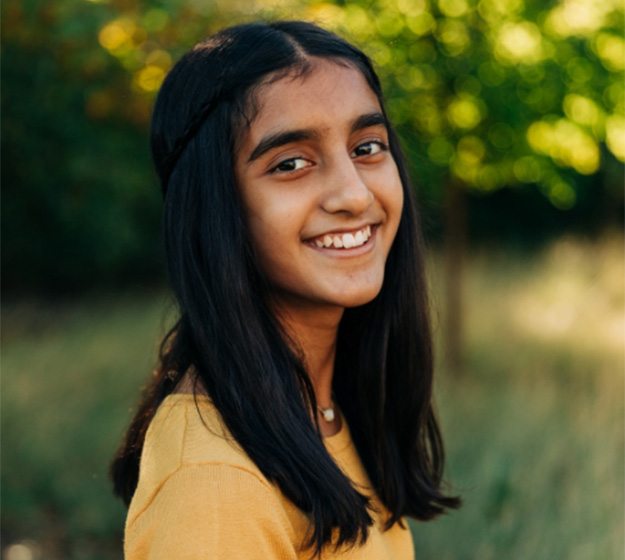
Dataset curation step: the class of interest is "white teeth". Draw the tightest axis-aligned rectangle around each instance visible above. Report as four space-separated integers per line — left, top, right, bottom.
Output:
312 226 373 249
342 233 356 248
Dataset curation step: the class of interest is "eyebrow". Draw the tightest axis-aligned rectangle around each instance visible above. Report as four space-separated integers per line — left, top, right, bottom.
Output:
246 111 388 163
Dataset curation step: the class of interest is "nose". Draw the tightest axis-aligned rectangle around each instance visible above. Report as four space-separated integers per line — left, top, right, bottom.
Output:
321 156 374 216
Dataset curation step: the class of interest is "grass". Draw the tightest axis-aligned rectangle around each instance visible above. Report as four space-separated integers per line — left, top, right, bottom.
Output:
2 234 623 559
414 233 624 559
1 291 177 560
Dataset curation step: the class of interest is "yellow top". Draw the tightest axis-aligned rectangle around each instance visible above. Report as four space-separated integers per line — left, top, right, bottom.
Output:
124 393 414 559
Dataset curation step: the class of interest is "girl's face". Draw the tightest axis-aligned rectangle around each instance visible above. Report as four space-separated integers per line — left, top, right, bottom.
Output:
234 59 403 315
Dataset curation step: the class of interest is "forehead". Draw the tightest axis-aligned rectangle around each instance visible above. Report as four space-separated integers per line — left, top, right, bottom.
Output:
240 59 382 145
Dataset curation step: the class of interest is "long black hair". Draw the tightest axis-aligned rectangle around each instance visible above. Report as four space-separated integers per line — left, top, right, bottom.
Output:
111 20 460 554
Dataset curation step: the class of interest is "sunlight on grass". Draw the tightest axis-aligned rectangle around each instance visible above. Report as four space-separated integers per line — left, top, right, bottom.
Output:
418 232 624 560
509 235 624 356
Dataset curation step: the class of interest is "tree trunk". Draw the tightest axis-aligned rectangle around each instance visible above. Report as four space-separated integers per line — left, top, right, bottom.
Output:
444 179 467 374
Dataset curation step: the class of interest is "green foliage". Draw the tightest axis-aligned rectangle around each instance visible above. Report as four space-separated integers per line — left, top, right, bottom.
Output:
2 0 623 293
305 0 625 210
2 0 162 293
2 237 622 558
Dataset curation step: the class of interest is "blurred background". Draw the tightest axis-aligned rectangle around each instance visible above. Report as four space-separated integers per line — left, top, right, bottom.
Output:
2 0 623 558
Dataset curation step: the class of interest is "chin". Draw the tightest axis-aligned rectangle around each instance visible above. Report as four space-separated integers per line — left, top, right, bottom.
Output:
337 281 384 308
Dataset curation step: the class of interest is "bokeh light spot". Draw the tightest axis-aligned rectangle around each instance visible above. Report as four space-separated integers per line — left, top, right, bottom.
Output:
306 4 342 27
98 17 146 58
4 542 40 560
447 94 484 129
478 0 524 21
563 94 603 129
412 94 443 135
342 5 372 39
476 164 501 190
527 119 600 174
397 66 426 91
141 9 169 33
375 12 404 37
145 49 172 71
513 155 544 183
452 136 486 184
495 21 544 64
134 65 166 92
457 135 486 164
547 180 577 209
565 57 594 84
603 82 624 114
428 137 455 165
605 116 625 162
369 41 392 66
406 12 436 36
436 19 471 56
546 0 608 37
99 20 133 52
438 0 470 18
397 0 426 16
593 33 625 72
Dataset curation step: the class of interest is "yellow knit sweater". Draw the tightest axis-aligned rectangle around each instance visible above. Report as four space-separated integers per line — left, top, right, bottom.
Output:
124 394 414 559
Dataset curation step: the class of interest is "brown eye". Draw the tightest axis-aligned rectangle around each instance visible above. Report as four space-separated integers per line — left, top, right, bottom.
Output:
270 157 310 174
351 141 387 158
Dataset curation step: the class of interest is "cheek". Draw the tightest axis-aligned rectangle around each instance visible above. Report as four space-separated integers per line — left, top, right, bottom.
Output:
378 176 404 262
379 168 404 231
392 180 404 217
247 214 280 261
245 205 302 281
246 199 300 249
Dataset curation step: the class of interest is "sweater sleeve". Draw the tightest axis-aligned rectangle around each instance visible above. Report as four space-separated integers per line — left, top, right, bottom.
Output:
125 463 299 560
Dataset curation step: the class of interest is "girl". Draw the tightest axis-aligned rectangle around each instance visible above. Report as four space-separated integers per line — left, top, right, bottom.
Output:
112 20 460 559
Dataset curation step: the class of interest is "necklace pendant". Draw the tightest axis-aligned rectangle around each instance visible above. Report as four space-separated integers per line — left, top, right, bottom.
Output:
321 408 335 422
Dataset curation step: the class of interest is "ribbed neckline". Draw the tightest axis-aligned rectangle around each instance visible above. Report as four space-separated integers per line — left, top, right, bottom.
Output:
162 393 351 453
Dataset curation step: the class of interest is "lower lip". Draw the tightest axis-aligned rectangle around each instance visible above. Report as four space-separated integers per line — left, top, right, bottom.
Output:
305 226 378 257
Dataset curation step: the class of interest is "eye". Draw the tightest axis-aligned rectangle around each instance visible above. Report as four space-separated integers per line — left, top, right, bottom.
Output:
351 140 388 158
270 157 311 174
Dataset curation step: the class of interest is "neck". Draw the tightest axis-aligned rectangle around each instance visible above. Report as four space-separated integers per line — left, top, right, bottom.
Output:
274 300 343 409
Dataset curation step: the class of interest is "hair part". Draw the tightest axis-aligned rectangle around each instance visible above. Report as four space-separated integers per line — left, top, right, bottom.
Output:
111 20 460 556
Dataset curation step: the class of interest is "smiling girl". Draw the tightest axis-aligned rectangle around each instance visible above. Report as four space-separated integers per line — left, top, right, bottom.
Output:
112 20 460 559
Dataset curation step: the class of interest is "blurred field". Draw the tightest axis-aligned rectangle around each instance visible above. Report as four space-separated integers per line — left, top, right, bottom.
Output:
2 234 623 560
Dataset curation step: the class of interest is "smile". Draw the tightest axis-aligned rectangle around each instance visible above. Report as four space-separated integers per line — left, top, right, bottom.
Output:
308 225 373 250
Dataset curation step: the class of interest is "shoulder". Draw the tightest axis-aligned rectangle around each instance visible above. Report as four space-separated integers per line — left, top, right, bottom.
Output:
126 394 272 526
125 462 299 559
125 395 302 558
152 393 263 469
